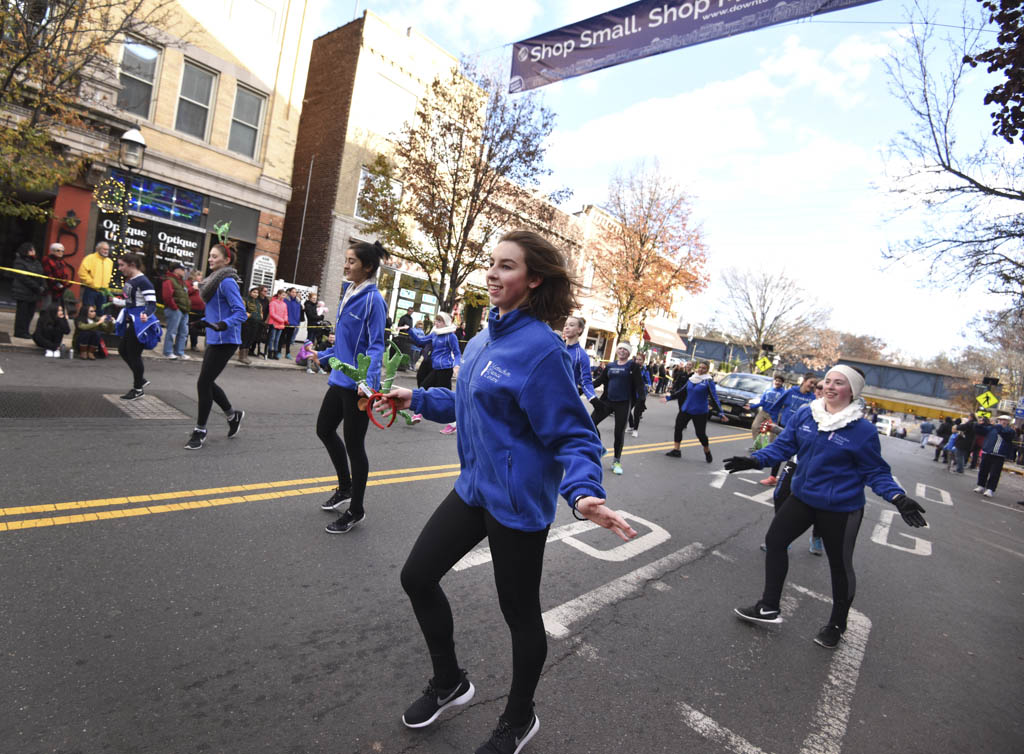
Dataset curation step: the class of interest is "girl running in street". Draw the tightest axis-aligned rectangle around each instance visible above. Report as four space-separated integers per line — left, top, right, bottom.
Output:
185 244 248 450
724 365 927 648
316 241 388 534
561 315 598 405
112 254 157 400
664 360 725 462
591 342 645 475
379 230 635 754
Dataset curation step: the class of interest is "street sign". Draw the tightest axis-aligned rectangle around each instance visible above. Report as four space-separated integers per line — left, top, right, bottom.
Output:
755 356 773 373
977 409 992 419
1015 407 1024 419
976 390 999 408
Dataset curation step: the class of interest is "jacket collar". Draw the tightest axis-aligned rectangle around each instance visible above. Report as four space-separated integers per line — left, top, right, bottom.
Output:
487 306 534 339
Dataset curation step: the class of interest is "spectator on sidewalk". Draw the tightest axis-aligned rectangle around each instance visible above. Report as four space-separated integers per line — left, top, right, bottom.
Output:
78 241 113 313
973 415 1017 498
41 243 73 312
304 291 327 348
283 288 304 358
296 339 326 374
953 415 975 474
919 418 935 448
33 303 70 357
161 263 191 360
969 416 988 469
254 285 270 356
12 242 45 338
73 304 114 359
187 269 205 352
933 416 954 464
239 286 264 364
266 289 288 359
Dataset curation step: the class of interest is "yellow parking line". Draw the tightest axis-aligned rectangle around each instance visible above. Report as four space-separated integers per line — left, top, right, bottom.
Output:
2 433 749 532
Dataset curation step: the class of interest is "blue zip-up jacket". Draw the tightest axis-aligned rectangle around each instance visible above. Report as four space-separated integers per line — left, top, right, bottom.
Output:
669 375 722 416
769 385 816 427
285 296 303 326
317 282 386 391
408 329 462 370
566 341 596 400
751 385 786 421
640 366 652 392
751 404 904 512
410 307 606 532
976 423 1017 457
202 276 247 345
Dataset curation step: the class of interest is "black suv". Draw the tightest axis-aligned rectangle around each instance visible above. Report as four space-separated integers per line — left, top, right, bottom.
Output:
713 372 773 427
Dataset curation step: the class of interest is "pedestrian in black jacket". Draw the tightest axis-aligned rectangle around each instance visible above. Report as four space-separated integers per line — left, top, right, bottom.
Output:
933 417 953 463
953 416 975 473
12 242 45 338
33 303 71 356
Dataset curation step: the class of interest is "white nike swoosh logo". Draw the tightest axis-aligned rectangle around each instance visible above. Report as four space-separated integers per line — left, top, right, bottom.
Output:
759 609 775 616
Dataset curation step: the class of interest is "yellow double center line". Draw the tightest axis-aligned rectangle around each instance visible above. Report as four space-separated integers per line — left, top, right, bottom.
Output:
1 433 748 532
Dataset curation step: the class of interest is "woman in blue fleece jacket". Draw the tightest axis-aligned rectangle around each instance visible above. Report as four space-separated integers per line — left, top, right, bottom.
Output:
315 241 388 534
664 360 726 462
724 365 927 649
381 230 636 754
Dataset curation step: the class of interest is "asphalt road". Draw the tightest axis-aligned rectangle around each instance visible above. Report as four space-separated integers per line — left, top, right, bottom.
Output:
1 350 1022 754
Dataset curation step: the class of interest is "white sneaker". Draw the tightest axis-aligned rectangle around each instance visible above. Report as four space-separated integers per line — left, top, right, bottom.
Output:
306 367 316 374
44 350 55 358
166 354 178 360
631 429 639 438
973 486 984 493
983 489 993 497
179 354 192 361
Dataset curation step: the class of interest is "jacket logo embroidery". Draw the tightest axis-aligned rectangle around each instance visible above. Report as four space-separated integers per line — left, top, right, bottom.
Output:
479 360 510 383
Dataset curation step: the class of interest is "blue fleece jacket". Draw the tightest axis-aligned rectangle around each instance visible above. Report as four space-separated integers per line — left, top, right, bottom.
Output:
202 276 247 345
669 375 722 416
408 329 462 370
410 307 606 532
751 404 905 512
751 385 786 421
285 296 303 326
317 282 386 391
566 341 596 400
769 385 816 427
976 423 1017 457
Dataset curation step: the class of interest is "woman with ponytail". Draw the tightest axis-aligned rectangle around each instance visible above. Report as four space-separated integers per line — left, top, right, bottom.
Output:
315 240 389 534
184 244 248 450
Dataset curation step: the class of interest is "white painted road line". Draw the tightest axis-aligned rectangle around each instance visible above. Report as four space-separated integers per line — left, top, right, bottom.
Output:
680 584 871 754
452 520 594 571
871 509 932 556
542 542 704 639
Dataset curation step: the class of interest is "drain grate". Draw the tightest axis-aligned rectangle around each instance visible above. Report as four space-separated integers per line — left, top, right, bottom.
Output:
103 394 188 420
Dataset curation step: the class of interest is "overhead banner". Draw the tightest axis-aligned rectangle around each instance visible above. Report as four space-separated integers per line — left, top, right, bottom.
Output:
509 0 881 92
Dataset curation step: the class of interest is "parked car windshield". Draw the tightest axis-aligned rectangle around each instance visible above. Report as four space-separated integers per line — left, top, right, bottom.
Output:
719 374 772 393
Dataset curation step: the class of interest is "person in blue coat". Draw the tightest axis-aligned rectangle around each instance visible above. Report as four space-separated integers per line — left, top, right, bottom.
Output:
379 230 636 754
282 287 304 358
185 244 248 450
315 241 389 534
663 360 727 463
561 315 597 404
724 365 927 649
747 373 786 443
973 415 1017 497
404 310 462 389
759 373 818 485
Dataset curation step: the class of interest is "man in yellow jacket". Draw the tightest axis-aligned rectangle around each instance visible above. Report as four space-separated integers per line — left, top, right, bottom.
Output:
78 241 113 312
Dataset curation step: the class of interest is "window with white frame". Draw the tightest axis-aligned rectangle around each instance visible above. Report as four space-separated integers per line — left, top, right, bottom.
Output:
355 166 403 222
228 86 265 158
175 61 216 140
118 38 160 119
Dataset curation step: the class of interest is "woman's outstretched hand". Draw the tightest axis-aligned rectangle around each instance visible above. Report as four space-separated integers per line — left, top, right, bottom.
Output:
376 387 412 412
576 497 637 542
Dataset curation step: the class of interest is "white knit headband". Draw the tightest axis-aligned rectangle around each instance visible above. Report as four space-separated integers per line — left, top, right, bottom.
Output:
826 365 865 400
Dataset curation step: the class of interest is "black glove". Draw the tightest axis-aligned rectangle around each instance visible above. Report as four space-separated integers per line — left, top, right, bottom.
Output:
723 456 760 473
589 397 601 407
892 495 927 528
206 320 228 332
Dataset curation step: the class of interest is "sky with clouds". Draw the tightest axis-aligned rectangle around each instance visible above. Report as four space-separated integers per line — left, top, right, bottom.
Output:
311 0 1018 361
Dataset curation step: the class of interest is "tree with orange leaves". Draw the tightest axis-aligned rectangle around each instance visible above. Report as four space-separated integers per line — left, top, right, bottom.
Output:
590 161 708 341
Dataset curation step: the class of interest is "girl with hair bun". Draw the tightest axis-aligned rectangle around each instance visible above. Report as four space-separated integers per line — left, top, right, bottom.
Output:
379 230 635 754
315 240 389 534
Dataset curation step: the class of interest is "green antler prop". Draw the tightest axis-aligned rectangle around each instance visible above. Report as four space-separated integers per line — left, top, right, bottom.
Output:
328 342 417 426
329 353 371 384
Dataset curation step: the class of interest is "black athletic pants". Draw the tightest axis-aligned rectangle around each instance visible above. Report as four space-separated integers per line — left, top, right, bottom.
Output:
674 411 709 446
977 454 1006 492
118 323 145 389
197 344 237 427
316 385 370 514
762 495 864 630
628 395 646 430
591 398 629 458
401 490 548 728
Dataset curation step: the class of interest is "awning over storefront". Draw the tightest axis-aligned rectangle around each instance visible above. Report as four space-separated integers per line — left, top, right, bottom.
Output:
643 322 684 349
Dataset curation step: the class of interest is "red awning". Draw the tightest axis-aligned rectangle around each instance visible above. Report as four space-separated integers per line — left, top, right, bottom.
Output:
643 322 684 349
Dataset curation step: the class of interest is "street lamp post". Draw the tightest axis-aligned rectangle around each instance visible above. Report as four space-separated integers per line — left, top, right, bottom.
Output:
113 128 146 286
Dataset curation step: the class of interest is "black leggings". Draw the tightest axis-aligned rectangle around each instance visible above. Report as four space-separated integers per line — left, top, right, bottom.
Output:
424 367 453 390
197 344 237 426
316 385 370 513
591 399 629 459
674 411 709 446
762 495 864 630
119 324 145 389
401 490 548 727
629 396 646 430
